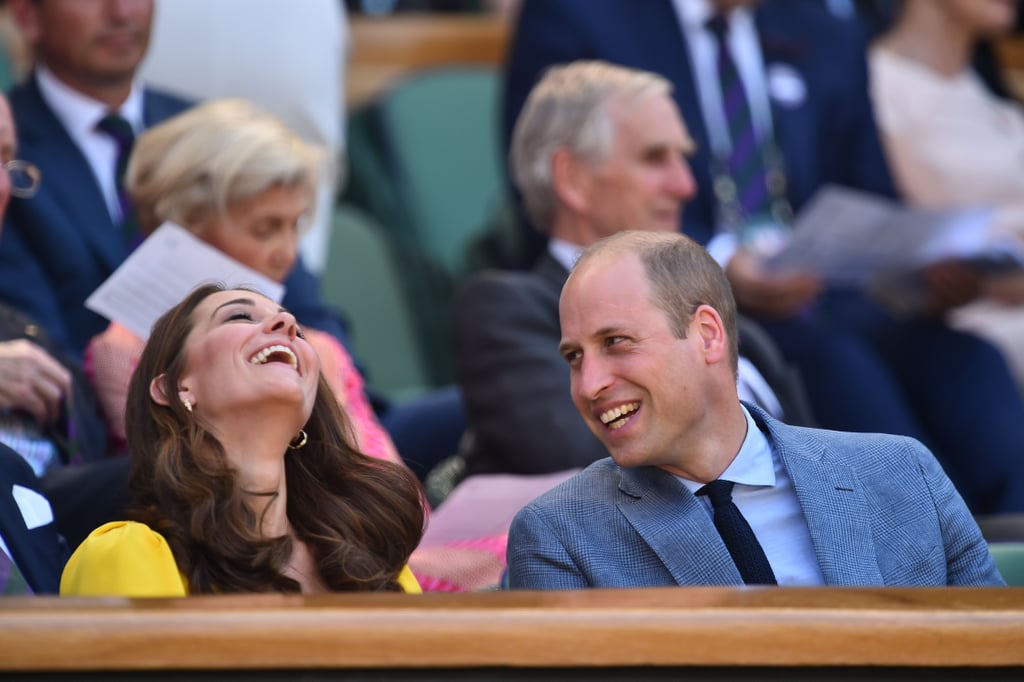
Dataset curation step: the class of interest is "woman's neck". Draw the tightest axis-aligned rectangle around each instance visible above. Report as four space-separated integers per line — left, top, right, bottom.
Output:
283 538 330 594
881 6 974 77
235 457 329 593
236 456 290 537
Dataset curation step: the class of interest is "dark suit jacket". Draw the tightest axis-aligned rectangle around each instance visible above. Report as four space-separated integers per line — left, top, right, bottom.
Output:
454 254 594 475
0 444 68 594
503 0 897 247
454 253 812 475
507 405 1004 589
0 74 349 360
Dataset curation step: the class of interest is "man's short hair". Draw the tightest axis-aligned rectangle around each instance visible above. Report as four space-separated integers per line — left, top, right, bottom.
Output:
575 231 739 374
509 60 672 233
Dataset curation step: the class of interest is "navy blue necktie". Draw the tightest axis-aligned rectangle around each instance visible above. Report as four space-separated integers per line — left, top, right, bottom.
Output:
96 113 139 247
697 479 777 585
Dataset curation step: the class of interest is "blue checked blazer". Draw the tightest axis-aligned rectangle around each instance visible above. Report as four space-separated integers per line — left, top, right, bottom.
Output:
507 405 1004 588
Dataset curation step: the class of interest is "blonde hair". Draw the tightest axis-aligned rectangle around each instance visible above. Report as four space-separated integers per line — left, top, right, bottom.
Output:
509 60 672 232
126 98 326 236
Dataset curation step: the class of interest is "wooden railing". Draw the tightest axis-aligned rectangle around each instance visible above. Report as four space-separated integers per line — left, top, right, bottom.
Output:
348 13 510 107
1 588 1022 678
995 36 1024 100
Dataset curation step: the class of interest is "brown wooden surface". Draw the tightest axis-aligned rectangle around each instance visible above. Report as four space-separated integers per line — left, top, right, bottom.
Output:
1 587 1022 672
348 13 510 107
995 36 1024 101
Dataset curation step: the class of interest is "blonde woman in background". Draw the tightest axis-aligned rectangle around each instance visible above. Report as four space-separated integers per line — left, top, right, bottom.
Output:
86 99 401 467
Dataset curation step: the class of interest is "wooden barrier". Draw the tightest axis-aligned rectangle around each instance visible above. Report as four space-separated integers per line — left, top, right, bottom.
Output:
995 37 1024 101
348 13 510 107
1 587 1022 678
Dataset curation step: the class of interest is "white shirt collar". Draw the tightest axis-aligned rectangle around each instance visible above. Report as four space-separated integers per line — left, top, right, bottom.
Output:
676 405 777 493
674 0 715 30
547 237 583 273
35 64 146 137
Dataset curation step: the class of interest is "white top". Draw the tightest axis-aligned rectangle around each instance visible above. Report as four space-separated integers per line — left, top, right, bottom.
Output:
139 0 349 273
675 405 825 585
869 45 1024 240
35 65 145 224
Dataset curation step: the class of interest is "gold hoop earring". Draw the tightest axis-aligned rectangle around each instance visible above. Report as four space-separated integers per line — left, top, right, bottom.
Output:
182 399 193 414
288 429 308 450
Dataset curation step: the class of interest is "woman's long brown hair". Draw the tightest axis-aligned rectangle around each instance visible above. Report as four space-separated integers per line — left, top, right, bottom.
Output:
124 283 425 593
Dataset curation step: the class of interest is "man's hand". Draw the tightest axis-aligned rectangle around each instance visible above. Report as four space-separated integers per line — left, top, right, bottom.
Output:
0 339 72 426
980 270 1024 305
726 249 822 318
920 260 984 315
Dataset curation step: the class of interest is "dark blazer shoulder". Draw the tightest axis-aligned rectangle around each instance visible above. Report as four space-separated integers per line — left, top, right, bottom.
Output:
456 256 564 311
142 86 193 124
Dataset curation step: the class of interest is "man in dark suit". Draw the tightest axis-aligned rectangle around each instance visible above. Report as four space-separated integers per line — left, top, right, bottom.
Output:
507 231 1003 589
0 443 67 594
455 61 811 476
0 0 346 360
501 0 1024 513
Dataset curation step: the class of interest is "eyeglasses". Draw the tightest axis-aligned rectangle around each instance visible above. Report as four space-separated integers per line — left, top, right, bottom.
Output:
5 160 41 199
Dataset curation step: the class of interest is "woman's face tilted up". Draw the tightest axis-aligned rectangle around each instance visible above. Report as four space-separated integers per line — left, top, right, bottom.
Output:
170 289 321 434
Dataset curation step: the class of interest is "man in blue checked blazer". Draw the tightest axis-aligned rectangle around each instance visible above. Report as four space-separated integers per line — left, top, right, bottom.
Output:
506 231 1003 589
502 0 1024 516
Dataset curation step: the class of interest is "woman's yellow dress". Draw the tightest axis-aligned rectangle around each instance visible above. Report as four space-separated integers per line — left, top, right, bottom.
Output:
60 521 421 596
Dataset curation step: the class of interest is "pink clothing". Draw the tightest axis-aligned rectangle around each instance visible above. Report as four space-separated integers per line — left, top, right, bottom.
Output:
85 321 402 466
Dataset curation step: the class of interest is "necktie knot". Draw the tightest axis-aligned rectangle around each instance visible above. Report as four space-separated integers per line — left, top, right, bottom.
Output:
706 13 729 41
697 479 735 507
96 113 135 149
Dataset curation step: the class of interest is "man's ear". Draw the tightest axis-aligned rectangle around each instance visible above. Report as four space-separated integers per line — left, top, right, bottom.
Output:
149 374 172 406
693 305 728 366
551 147 594 214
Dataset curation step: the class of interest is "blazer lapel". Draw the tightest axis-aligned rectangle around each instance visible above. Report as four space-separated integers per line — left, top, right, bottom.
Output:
764 417 884 585
616 466 742 586
19 76 125 272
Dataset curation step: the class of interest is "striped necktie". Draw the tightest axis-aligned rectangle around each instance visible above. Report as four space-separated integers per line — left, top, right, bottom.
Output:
707 14 773 220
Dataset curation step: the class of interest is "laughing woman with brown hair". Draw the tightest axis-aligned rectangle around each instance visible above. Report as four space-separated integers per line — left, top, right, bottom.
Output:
61 284 425 595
